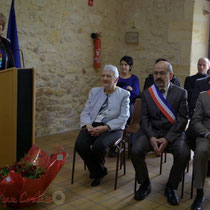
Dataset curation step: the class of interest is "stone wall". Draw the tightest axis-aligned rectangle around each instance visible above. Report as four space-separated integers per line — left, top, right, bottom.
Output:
190 0 210 74
118 0 195 86
1 0 209 137
1 0 123 136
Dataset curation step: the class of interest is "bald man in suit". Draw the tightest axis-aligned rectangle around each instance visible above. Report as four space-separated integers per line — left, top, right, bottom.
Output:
190 74 210 116
190 91 210 210
184 57 209 107
131 61 190 206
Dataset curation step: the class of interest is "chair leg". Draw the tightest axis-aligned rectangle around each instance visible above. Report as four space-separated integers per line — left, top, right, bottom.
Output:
164 152 167 163
134 173 137 193
191 167 194 199
128 134 131 158
71 147 76 184
115 147 120 190
160 153 163 175
186 161 189 173
181 171 185 198
186 150 191 173
123 140 126 175
120 144 123 170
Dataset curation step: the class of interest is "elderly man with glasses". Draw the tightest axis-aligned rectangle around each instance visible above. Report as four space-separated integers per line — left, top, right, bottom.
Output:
131 61 190 206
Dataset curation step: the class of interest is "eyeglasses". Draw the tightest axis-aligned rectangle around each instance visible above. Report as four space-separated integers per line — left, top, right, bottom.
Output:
101 74 114 79
153 71 168 76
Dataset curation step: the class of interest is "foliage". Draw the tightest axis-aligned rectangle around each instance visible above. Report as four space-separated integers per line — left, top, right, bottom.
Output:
0 160 45 181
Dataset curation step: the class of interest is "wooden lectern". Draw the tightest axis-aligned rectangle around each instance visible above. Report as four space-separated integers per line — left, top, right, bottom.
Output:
0 68 35 166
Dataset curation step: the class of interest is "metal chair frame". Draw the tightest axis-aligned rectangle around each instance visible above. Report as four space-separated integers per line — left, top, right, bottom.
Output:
71 137 126 190
124 98 141 157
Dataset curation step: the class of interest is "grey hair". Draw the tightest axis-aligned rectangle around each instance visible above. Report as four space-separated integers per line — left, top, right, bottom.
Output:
155 61 173 73
198 57 210 65
103 64 119 78
0 13 6 29
167 62 173 73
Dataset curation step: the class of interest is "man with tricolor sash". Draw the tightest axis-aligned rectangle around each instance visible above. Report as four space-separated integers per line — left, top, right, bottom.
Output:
131 61 190 206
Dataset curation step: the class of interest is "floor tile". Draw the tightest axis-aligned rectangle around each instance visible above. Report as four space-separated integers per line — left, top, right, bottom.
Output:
69 197 97 209
1 130 209 210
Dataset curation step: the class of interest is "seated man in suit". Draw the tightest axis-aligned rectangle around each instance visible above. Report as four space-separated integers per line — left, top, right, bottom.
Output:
189 70 210 115
75 64 130 187
187 70 210 177
184 57 209 106
131 61 190 206
190 91 210 210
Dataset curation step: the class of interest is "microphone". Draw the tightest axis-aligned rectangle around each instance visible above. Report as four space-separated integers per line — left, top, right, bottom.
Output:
15 48 25 68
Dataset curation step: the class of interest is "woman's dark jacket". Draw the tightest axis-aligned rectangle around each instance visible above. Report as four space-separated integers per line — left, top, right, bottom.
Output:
0 37 15 70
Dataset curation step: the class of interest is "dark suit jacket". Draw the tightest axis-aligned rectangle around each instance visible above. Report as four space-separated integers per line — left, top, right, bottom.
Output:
184 73 207 104
189 76 210 116
191 91 210 137
141 83 189 143
0 37 15 70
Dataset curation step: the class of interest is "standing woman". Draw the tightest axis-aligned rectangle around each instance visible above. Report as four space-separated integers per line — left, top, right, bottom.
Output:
0 13 14 71
118 56 140 114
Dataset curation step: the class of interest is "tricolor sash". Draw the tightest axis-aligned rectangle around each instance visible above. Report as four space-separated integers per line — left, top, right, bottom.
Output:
148 84 176 124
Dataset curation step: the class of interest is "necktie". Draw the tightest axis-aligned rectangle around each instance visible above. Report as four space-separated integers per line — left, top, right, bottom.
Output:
98 95 108 114
160 89 165 94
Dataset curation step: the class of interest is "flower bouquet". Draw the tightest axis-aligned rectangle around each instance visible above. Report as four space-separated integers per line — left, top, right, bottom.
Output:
0 144 67 208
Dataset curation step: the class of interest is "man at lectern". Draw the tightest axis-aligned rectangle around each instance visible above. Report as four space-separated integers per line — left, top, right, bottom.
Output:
0 13 14 70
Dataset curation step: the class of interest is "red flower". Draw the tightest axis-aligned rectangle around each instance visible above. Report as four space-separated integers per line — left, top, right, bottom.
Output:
0 158 45 180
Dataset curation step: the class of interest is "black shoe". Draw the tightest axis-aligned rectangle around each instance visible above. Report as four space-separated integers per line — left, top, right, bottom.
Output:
91 177 102 186
134 182 151 201
90 168 108 187
191 194 205 210
89 167 107 179
164 184 179 206
108 147 116 157
89 174 95 179
100 167 108 177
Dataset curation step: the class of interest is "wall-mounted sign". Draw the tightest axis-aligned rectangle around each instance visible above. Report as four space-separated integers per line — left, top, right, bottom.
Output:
125 32 139 44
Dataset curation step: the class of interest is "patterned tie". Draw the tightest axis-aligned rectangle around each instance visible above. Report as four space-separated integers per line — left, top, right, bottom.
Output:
98 95 108 115
160 89 165 94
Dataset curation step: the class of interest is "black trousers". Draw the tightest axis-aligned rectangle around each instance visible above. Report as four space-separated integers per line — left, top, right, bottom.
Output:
131 132 190 190
75 127 122 178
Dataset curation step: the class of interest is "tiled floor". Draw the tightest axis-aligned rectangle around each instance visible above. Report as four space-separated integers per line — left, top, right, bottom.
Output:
1 130 210 210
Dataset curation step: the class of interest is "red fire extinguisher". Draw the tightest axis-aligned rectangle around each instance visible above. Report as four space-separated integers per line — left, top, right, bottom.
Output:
91 33 101 69
88 0 94 7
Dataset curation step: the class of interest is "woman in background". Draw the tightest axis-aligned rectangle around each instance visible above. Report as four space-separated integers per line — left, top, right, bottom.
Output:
118 56 140 114
0 13 14 70
109 56 140 157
